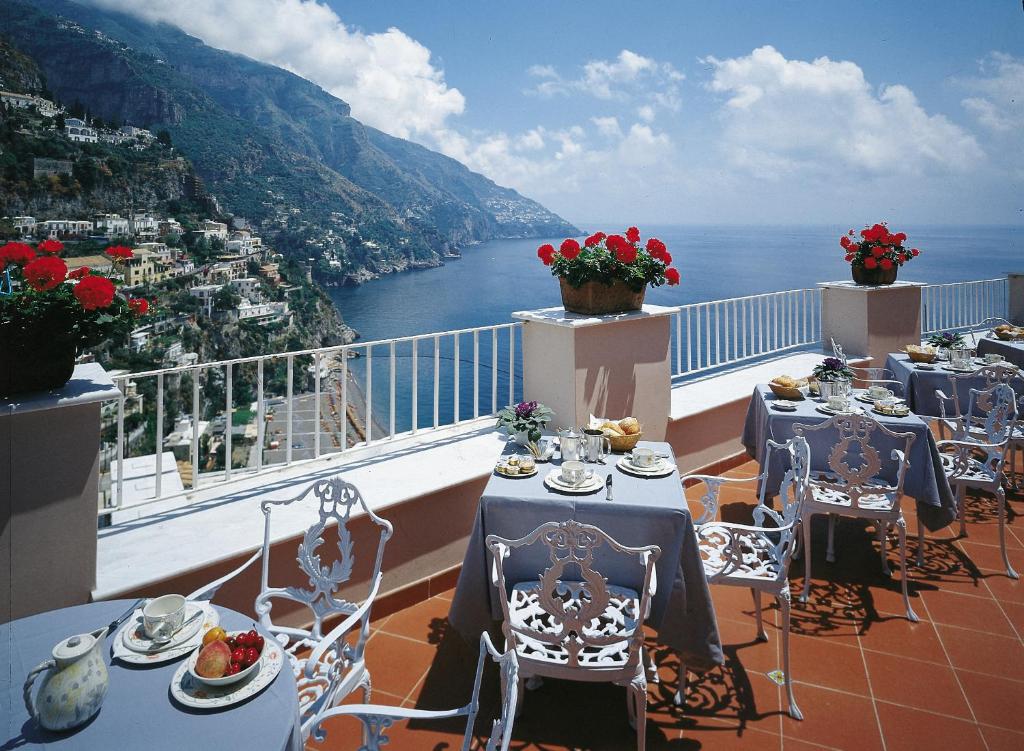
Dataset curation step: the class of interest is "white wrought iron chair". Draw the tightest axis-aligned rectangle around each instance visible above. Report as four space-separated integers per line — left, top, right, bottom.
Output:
310 632 519 751
793 413 919 622
486 520 660 751
933 382 1018 579
830 338 905 396
187 476 394 740
969 317 1013 347
680 435 811 720
934 362 1022 440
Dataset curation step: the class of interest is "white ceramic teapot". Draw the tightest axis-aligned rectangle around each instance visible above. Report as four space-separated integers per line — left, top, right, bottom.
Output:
23 627 109 731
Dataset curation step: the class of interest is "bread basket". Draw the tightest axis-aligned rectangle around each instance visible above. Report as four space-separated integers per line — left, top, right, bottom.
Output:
905 345 937 363
768 381 805 400
994 327 1024 341
606 431 642 453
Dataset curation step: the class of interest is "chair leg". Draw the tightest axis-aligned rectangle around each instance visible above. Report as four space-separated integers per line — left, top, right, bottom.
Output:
897 517 919 622
673 657 687 707
642 645 659 684
916 515 926 568
826 514 837 563
997 487 1019 580
878 521 891 576
752 588 767 641
801 514 813 603
628 674 648 751
778 589 802 721
956 485 967 538
514 674 526 718
361 670 372 703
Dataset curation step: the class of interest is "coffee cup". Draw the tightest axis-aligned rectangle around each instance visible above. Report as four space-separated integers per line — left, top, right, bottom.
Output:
867 385 892 400
560 460 586 486
142 594 187 639
827 395 848 412
984 353 1004 364
518 454 536 473
631 447 656 468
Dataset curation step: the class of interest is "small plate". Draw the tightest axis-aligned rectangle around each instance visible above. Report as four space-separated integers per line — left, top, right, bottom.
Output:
170 638 283 710
914 363 936 371
941 364 977 373
494 464 538 479
616 456 675 478
854 393 904 405
815 404 865 416
872 406 911 417
113 602 219 665
543 470 603 494
771 400 798 411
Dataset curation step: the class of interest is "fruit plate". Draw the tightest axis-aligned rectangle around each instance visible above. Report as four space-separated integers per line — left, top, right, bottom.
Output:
543 470 603 494
494 463 538 479
170 638 284 710
113 602 219 665
615 456 675 478
872 406 911 418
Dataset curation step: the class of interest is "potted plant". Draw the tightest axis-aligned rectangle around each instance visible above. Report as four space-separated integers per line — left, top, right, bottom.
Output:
0 240 152 396
538 227 680 315
840 223 921 286
496 400 554 453
927 331 967 362
812 356 854 399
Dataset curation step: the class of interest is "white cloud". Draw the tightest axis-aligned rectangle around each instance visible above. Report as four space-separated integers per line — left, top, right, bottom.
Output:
84 0 464 141
637 105 656 122
591 116 623 138
959 52 1023 133
527 50 684 108
703 45 983 177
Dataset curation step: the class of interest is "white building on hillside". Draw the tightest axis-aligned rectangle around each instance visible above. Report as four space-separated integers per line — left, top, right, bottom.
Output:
189 284 224 316
65 117 97 143
38 219 93 238
200 220 228 240
94 213 130 237
0 90 60 117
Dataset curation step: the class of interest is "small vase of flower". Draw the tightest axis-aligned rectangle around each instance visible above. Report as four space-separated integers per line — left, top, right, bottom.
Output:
840 223 921 286
538 227 680 315
927 331 968 363
496 400 554 455
813 357 854 399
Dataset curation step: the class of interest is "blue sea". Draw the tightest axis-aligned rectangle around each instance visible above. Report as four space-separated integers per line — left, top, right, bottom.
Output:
329 224 1021 434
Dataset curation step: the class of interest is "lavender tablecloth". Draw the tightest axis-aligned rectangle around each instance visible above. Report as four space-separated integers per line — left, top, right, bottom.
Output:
741 385 956 531
885 352 1024 416
448 440 724 671
2 601 301 751
977 337 1024 368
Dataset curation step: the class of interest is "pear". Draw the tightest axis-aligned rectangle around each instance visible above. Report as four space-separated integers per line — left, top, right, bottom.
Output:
195 639 231 678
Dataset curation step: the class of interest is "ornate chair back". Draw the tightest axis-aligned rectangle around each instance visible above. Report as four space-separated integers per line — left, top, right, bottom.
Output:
941 364 1022 421
487 520 659 672
794 413 916 509
255 476 393 651
752 436 812 568
951 383 1018 471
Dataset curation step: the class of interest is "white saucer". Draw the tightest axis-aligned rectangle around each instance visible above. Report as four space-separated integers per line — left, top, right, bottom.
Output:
616 456 675 478
914 363 936 371
543 469 603 494
170 638 283 710
941 364 977 373
113 602 219 665
771 400 798 411
855 393 904 405
815 404 865 416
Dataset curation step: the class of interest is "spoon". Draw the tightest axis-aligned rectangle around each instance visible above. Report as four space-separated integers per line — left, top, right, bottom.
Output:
150 610 202 647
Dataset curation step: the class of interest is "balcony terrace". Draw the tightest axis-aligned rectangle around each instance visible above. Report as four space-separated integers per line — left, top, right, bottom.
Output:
4 273 1023 750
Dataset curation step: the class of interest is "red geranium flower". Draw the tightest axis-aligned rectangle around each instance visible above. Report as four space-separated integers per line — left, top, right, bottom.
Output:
880 258 894 270
585 232 606 246
839 235 851 250
646 237 666 254
625 226 640 243
614 243 637 264
892 232 907 244
72 274 116 310
537 244 556 265
23 256 67 291
864 257 878 270
871 246 885 258
844 253 855 262
560 238 582 260
911 248 920 256
105 245 134 260
68 266 91 280
37 238 64 254
0 241 36 267
665 268 681 286
128 297 150 316
605 234 627 252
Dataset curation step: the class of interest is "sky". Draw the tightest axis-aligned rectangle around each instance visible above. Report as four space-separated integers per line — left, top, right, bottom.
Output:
87 1 1023 227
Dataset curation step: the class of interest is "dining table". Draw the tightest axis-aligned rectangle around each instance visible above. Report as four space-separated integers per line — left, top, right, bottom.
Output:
447 439 724 672
976 336 1024 368
2 600 302 751
741 384 957 531
885 352 1024 416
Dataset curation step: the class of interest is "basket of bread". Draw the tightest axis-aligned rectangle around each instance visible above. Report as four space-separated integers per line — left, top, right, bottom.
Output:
905 344 937 363
993 324 1024 341
768 376 808 400
591 416 642 452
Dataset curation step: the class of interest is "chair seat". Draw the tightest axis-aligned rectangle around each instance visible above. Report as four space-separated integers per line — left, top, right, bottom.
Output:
507 581 640 668
698 524 782 583
808 473 899 512
940 453 999 485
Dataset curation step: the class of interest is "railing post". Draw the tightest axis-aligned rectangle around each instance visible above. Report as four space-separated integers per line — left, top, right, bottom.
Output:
1009 273 1024 325
819 280 924 362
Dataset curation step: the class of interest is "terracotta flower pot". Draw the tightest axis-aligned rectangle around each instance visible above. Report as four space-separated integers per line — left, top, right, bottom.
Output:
559 278 645 315
851 264 898 286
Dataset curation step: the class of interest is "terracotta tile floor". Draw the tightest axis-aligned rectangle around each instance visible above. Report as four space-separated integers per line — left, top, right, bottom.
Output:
310 460 1024 750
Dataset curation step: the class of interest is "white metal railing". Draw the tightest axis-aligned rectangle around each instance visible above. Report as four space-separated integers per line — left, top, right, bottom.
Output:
921 278 1009 336
672 288 821 377
99 322 522 518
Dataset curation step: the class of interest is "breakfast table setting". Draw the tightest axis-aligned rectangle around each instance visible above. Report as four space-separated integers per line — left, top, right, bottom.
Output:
884 349 1023 416
447 424 725 672
976 332 1024 368
2 598 301 750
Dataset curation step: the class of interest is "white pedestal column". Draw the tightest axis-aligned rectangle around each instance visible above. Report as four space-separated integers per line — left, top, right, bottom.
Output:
819 281 924 364
513 305 674 440
1 363 120 622
1008 273 1024 325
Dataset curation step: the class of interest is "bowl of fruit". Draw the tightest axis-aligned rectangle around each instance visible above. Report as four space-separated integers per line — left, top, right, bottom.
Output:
188 627 266 687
